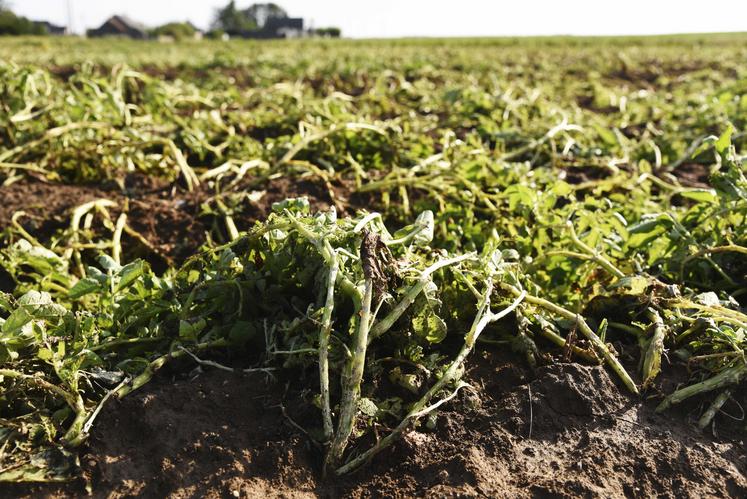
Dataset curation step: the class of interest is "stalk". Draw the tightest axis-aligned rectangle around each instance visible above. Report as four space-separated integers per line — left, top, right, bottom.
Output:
335 284 526 475
115 339 228 399
697 389 732 430
325 278 374 470
319 252 339 441
656 363 746 412
534 321 599 363
500 283 639 395
566 221 625 279
112 213 127 264
641 308 666 388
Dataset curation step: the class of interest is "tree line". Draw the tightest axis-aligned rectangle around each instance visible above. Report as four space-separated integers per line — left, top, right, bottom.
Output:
0 1 47 35
0 1 341 39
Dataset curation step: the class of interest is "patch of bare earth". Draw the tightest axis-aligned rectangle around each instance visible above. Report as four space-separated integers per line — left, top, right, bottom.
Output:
5 351 744 498
0 175 339 271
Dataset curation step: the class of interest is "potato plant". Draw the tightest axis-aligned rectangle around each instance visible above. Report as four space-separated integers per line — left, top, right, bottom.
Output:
0 35 745 482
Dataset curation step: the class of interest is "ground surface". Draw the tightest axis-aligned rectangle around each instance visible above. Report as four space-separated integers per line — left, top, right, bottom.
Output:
0 175 336 275
5 350 745 498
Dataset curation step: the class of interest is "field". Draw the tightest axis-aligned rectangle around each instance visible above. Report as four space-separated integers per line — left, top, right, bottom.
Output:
1 35 746 497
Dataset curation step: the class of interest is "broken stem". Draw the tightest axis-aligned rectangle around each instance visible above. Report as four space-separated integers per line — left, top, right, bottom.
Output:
325 278 374 470
500 282 639 395
319 247 339 441
335 283 526 475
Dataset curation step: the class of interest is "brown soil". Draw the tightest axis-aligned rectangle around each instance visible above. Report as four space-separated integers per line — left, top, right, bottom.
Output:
670 162 711 188
5 351 745 498
0 175 339 272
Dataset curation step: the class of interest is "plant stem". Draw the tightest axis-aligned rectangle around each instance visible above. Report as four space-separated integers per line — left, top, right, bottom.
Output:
319 253 339 441
566 220 625 279
112 213 127 264
657 362 746 412
335 283 526 475
500 283 639 394
115 339 228 399
325 278 373 470
697 389 732 430
641 308 666 388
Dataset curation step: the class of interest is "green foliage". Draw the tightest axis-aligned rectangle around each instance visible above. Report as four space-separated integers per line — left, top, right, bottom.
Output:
0 35 746 481
211 0 258 33
315 27 341 38
244 3 288 27
151 22 197 41
0 10 46 36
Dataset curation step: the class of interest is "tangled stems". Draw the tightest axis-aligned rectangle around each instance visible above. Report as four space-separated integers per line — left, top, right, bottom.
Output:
368 253 476 343
335 283 526 475
499 283 639 395
0 369 87 446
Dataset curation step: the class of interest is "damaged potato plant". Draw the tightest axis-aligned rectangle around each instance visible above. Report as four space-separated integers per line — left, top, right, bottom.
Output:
1 36 747 484
0 203 528 479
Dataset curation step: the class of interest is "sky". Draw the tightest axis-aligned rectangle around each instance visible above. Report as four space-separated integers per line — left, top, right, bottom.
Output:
8 0 747 38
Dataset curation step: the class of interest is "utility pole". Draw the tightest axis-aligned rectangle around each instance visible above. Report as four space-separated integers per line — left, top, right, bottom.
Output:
66 0 74 34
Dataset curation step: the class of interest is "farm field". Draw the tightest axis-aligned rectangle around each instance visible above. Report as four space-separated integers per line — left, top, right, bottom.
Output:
1 35 746 497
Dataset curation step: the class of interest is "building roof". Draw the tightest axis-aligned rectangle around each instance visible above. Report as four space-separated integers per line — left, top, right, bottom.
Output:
104 15 148 34
32 20 67 34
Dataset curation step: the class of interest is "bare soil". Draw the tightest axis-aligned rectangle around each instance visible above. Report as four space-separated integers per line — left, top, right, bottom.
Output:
0 175 337 272
3 350 745 498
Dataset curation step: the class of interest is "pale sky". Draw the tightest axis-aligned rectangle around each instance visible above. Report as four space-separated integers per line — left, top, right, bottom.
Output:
8 0 747 38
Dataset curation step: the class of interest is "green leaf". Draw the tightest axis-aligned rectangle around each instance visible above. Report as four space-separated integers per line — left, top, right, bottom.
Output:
229 321 257 346
392 210 435 246
552 180 573 197
97 255 121 273
412 307 447 344
679 189 718 204
9 240 68 275
179 318 207 341
17 291 67 320
358 397 379 417
2 307 32 335
69 277 102 299
609 276 651 295
37 348 54 361
714 124 734 156
114 261 146 292
504 184 536 211
272 197 310 214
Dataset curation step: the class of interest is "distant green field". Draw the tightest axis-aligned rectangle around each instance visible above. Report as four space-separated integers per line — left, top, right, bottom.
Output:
1 32 747 66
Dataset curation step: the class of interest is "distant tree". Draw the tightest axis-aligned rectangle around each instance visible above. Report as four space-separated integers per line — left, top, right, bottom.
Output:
244 3 288 28
206 28 227 40
211 1 257 33
152 21 197 41
315 27 341 38
0 7 46 35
